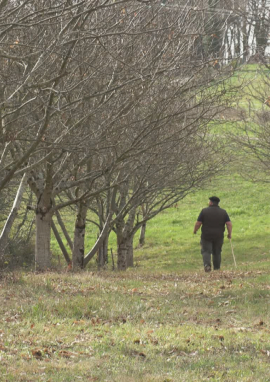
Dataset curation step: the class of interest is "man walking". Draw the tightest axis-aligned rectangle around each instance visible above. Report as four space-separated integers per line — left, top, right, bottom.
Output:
193 196 232 272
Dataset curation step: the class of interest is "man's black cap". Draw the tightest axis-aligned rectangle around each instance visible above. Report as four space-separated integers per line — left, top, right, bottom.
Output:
209 196 220 203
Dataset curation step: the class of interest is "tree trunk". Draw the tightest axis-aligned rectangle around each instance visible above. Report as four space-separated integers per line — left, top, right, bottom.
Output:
139 222 146 246
242 18 248 64
35 210 53 271
103 233 109 264
0 173 27 258
72 224 85 269
116 215 126 271
72 201 88 270
98 240 104 269
126 235 134 268
31 161 54 272
117 241 127 271
117 235 134 269
116 208 136 271
97 232 109 269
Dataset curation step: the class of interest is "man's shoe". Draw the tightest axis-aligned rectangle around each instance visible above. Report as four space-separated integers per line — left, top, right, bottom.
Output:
204 265 211 272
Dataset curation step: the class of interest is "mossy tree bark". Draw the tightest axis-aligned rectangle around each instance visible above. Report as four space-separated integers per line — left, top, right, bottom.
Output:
72 200 88 270
29 161 54 271
116 208 136 270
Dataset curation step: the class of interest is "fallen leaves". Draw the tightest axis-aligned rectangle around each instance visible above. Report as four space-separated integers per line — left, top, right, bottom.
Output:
231 327 250 333
73 320 85 325
29 346 92 361
1 269 270 382
225 310 236 314
211 334 224 341
32 349 42 359
5 314 20 323
59 350 74 358
260 349 270 356
138 352 146 358
218 300 230 307
131 350 146 358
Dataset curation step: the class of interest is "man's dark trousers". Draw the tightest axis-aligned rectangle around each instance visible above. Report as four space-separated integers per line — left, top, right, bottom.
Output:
201 237 223 270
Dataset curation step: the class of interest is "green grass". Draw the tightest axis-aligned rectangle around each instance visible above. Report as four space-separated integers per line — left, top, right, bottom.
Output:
47 171 270 273
1 173 270 381
133 173 270 273
1 268 270 381
2 64 270 380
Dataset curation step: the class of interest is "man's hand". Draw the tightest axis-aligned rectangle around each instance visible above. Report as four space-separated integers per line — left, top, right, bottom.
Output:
226 221 232 240
193 221 202 235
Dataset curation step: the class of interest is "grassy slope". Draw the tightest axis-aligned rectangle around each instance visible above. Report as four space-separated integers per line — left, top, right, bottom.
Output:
51 173 270 273
134 173 270 273
1 64 270 381
1 173 270 381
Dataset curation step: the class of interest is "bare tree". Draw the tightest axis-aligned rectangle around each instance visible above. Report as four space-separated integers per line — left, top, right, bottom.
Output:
0 0 238 271
111 132 225 270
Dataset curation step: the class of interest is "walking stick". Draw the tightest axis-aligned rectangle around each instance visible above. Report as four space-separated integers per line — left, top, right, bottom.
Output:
229 238 237 268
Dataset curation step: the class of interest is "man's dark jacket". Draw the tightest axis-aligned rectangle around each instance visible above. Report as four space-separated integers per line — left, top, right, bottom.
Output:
197 205 230 240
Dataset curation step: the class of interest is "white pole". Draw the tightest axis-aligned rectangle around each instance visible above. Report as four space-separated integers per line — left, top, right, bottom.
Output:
229 238 237 268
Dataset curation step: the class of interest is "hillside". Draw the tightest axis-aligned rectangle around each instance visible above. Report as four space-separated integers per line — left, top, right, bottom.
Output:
1 173 270 381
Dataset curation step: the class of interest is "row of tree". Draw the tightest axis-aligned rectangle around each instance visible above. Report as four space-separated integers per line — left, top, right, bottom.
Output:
171 0 270 64
0 0 267 271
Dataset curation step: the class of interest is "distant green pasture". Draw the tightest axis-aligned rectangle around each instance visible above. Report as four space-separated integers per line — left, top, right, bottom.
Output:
48 172 270 274
134 174 270 273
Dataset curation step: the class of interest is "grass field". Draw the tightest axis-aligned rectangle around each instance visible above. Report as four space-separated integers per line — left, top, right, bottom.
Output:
1 172 270 381
1 269 270 382
134 172 270 273
1 63 270 381
49 172 270 273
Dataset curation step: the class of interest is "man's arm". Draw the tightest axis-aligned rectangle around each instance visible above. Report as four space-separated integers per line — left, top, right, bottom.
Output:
193 221 202 234
226 221 232 239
